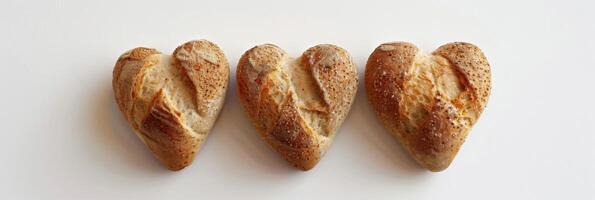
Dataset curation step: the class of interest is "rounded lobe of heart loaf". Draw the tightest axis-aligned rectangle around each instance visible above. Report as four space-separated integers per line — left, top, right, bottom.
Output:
112 40 229 171
237 44 357 170
365 42 491 171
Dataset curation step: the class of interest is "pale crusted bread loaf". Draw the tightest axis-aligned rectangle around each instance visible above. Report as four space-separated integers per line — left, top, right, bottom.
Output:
112 40 229 171
365 42 491 172
237 44 358 170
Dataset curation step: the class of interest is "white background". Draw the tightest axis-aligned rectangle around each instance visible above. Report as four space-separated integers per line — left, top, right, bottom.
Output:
1 0 594 199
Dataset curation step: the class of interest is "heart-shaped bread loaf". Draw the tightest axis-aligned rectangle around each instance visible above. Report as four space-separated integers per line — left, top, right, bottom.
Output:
365 42 491 171
237 44 358 170
112 40 229 171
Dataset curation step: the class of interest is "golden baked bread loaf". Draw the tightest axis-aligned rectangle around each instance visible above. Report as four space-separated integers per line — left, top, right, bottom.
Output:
365 42 491 171
237 44 358 170
112 40 229 171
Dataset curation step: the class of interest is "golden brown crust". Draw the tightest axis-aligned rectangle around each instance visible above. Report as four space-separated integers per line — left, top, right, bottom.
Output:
112 40 229 171
237 44 357 170
139 90 199 170
173 40 230 117
113 47 160 124
433 42 491 110
365 42 418 130
365 41 491 172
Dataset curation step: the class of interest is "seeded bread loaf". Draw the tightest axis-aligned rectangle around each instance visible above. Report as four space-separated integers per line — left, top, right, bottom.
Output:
365 42 491 171
237 44 358 170
112 40 229 171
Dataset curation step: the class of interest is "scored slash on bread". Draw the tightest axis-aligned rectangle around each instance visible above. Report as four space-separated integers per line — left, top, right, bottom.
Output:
236 44 358 170
365 42 491 171
112 40 229 171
